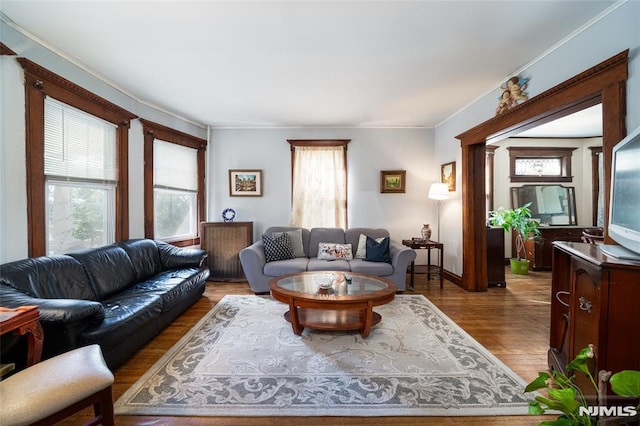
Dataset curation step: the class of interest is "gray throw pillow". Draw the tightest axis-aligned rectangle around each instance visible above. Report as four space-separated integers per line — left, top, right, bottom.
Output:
273 229 305 258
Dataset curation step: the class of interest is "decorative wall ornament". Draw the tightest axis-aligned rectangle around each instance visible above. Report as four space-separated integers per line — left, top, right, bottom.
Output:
380 170 406 193
496 76 529 115
222 208 236 222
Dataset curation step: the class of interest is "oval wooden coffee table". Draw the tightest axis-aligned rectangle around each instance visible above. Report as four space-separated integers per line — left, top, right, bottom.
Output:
269 271 397 337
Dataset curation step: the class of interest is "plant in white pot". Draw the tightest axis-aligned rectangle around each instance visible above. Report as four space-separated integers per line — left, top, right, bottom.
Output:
489 202 540 274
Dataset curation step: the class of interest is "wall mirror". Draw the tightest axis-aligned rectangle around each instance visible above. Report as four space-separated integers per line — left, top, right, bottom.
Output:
511 185 577 226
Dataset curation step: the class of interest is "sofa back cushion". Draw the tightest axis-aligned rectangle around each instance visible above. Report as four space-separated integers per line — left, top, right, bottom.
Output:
0 255 97 300
345 228 390 258
308 228 346 258
69 245 136 300
264 227 310 258
118 239 163 280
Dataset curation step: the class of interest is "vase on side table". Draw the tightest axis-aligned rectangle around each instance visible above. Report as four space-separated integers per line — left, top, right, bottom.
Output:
421 224 432 240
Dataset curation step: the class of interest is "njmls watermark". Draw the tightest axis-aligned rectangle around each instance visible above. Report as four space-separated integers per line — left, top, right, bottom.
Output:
578 406 639 417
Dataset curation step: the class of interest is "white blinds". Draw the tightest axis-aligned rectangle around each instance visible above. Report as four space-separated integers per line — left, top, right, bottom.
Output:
154 140 198 191
44 97 116 181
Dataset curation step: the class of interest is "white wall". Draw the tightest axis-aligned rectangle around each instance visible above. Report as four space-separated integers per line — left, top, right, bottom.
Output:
208 127 439 265
0 19 207 262
2 1 639 272
434 0 640 276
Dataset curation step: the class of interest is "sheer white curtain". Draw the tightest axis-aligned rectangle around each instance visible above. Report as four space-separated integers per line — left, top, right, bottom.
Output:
290 146 347 229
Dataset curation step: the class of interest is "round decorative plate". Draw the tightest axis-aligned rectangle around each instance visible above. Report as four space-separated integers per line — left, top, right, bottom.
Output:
222 208 236 222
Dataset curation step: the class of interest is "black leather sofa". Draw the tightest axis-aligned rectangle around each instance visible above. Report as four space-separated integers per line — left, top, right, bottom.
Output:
0 239 210 369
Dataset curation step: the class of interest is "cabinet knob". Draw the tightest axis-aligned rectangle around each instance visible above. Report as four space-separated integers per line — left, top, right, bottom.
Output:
578 297 592 313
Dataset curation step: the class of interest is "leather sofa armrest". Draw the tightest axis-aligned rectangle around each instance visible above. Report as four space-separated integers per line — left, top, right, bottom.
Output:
155 241 208 269
0 285 105 324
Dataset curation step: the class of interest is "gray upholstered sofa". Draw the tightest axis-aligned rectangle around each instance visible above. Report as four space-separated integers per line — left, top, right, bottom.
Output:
239 227 416 293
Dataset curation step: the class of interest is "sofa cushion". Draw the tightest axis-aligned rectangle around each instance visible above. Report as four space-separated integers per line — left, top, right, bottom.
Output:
0 255 97 300
345 228 390 259
69 245 137 300
118 239 163 281
348 259 394 276
263 258 309 276
307 258 351 272
366 236 391 263
263 233 295 262
317 243 353 260
128 268 207 309
308 228 346 258
80 292 164 348
264 227 311 258
272 229 305 258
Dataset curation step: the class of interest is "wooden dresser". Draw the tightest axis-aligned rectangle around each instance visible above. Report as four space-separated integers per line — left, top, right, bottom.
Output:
550 241 640 402
200 222 253 281
522 226 589 270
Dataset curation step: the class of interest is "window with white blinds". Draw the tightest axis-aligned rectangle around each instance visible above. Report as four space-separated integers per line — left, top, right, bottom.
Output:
153 140 198 241
44 97 117 182
44 97 116 254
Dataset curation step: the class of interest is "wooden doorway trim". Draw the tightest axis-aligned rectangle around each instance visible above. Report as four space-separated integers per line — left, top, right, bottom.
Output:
455 50 628 292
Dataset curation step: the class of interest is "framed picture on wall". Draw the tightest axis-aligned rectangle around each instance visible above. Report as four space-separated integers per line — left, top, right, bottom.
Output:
229 169 263 196
380 170 406 193
441 162 456 192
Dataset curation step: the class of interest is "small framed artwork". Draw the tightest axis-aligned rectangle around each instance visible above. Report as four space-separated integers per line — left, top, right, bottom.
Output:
380 170 406 193
441 162 456 192
229 169 263 196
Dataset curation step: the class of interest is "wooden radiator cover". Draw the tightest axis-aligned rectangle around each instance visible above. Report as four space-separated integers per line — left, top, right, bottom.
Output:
200 222 253 281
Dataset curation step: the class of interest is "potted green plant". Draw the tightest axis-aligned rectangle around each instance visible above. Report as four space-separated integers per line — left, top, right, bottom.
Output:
489 202 540 274
525 345 640 425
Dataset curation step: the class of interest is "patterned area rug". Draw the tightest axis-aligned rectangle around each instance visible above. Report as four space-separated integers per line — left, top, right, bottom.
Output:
115 295 534 417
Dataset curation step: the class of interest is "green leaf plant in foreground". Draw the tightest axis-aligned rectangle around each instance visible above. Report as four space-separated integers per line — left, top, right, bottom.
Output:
524 345 640 425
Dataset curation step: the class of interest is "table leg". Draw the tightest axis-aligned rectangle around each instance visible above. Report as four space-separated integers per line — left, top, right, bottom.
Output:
361 302 374 337
439 246 444 289
288 300 304 335
427 248 432 280
409 260 415 291
22 321 44 367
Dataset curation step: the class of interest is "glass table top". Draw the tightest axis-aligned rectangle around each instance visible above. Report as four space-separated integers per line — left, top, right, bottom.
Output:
275 272 389 297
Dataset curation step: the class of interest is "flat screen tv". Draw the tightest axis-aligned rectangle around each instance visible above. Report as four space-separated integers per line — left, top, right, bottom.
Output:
600 125 640 261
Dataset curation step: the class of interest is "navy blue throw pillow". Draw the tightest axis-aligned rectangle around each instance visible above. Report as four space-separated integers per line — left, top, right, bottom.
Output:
365 236 391 263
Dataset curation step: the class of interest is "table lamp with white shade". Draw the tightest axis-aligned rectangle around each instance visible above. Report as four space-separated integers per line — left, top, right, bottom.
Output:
428 182 450 241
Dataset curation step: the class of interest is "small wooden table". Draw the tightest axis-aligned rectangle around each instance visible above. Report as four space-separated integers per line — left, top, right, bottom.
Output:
270 272 397 337
0 306 44 368
402 239 444 290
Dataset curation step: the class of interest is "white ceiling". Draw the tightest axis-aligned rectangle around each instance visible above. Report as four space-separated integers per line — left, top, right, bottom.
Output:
0 1 615 129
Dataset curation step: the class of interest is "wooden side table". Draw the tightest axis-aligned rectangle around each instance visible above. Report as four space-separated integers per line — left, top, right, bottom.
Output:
0 306 44 368
402 239 444 290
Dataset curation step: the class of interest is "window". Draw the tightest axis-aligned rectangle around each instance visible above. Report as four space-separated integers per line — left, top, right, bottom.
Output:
20 58 136 257
507 147 577 182
142 119 206 246
44 98 116 254
288 139 349 229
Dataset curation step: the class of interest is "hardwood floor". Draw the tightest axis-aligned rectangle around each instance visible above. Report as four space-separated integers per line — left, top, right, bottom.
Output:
63 269 555 425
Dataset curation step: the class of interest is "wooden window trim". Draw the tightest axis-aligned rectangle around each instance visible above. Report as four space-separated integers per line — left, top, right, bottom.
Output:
589 146 603 226
18 58 137 257
141 119 207 247
507 146 577 183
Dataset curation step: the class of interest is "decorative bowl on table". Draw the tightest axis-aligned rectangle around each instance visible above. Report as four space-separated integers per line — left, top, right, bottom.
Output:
315 273 337 289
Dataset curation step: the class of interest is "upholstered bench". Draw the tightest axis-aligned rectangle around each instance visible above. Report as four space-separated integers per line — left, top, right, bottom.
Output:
0 344 115 425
